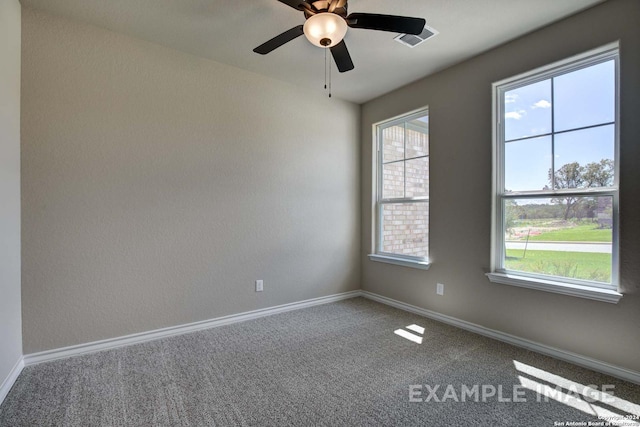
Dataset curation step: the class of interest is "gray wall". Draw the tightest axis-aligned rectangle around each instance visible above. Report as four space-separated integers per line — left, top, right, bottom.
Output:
0 0 23 387
361 0 640 372
21 8 360 354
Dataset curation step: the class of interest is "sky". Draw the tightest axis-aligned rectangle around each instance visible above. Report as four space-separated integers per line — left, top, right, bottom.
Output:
503 60 615 192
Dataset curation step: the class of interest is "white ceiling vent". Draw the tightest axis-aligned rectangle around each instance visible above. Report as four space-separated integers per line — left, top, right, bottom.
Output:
394 25 439 48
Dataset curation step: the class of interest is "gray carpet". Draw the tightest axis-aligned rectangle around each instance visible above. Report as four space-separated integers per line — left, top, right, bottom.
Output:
1 297 638 426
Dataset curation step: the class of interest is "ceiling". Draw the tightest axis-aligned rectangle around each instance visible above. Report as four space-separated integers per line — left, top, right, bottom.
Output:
20 0 605 103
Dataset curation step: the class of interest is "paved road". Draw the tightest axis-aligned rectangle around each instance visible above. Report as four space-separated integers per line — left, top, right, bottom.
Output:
505 241 611 253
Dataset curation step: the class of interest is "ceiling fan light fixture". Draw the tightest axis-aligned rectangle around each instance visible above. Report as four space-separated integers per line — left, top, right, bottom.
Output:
303 12 348 48
255 0 428 73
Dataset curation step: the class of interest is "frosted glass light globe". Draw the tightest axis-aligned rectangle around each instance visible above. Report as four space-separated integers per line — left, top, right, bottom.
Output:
303 12 348 48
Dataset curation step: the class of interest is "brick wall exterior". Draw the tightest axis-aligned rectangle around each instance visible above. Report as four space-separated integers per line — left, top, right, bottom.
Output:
380 123 429 258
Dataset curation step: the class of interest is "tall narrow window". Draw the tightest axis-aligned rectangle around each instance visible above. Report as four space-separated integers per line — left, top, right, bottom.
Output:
369 109 430 269
488 43 621 303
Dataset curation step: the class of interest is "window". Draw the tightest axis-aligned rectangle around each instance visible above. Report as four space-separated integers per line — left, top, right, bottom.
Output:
369 109 430 269
488 43 621 303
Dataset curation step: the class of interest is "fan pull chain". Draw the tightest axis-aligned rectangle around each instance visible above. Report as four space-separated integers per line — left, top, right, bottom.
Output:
328 52 332 98
324 48 327 90
323 48 332 98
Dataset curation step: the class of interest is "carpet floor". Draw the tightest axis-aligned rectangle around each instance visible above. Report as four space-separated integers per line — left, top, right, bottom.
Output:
1 297 638 426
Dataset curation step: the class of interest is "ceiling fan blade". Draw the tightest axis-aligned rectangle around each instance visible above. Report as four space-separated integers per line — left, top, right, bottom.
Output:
330 40 355 73
253 25 305 55
277 0 305 10
347 13 426 35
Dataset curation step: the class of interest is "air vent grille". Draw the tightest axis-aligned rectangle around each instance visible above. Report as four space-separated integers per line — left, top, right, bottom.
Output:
394 25 438 48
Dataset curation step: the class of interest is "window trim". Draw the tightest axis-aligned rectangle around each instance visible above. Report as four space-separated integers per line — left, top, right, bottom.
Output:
489 42 621 303
368 253 431 270
370 107 431 269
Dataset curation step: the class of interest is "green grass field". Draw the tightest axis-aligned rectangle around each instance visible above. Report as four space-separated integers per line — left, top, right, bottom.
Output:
505 249 611 282
527 224 612 242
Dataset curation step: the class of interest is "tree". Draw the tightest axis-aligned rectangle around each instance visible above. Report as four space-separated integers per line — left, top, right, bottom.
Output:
505 200 525 235
549 159 613 221
550 162 584 220
583 159 614 187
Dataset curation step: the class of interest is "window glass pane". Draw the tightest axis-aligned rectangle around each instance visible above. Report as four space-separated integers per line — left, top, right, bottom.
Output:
405 157 429 198
504 80 551 141
554 125 614 190
406 117 428 158
504 196 612 283
554 60 615 132
381 202 429 258
382 125 404 163
377 110 429 262
382 162 404 199
505 136 551 192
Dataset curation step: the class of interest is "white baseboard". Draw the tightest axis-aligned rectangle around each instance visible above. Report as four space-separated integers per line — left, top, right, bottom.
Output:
21 289 640 386
0 356 24 405
24 290 362 366
361 291 640 385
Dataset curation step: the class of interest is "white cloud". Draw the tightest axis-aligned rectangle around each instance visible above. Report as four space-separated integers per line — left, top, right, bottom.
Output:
532 99 551 109
505 94 519 104
505 110 526 120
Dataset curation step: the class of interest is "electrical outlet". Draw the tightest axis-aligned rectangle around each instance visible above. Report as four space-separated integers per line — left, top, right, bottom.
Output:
436 283 444 296
256 280 263 292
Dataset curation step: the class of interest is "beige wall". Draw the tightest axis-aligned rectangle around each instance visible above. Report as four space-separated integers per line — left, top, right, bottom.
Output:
21 8 360 353
361 0 640 372
0 0 23 387
19 0 639 375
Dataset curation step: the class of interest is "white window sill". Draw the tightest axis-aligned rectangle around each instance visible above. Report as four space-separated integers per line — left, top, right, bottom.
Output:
486 272 622 304
368 254 431 270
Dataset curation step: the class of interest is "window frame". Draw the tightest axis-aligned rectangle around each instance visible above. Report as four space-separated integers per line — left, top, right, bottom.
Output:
488 42 622 303
369 107 431 270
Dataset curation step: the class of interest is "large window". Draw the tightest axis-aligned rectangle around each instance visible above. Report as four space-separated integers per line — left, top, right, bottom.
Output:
369 109 430 269
488 43 621 303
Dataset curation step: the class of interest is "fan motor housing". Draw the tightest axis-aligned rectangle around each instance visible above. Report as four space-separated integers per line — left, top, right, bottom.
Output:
304 1 348 19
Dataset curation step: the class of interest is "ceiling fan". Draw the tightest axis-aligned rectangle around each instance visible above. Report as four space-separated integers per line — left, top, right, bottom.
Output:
254 0 426 73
